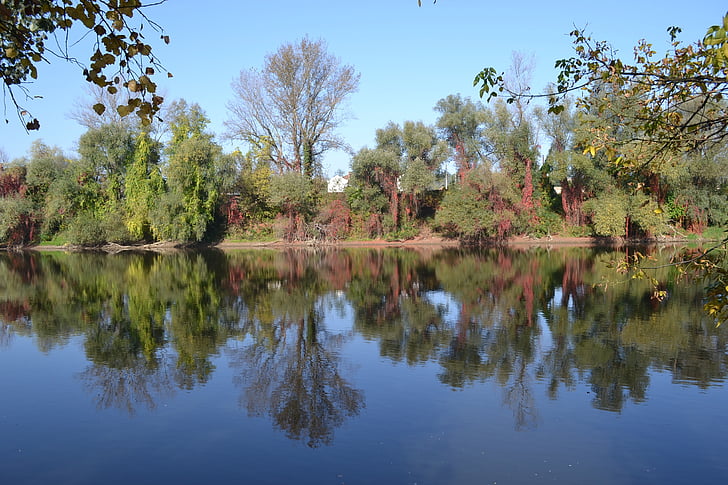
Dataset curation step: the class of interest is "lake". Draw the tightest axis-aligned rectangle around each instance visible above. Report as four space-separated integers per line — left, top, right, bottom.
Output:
1 246 727 484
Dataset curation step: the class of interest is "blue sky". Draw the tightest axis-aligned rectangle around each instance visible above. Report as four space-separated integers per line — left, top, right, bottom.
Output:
1 1 724 176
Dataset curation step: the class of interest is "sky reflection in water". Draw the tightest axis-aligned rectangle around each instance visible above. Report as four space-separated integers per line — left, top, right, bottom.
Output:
0 247 727 484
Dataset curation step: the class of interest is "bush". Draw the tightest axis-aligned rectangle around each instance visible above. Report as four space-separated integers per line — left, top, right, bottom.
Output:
102 209 134 244
386 221 419 241
315 197 351 241
66 212 105 246
0 196 37 246
585 192 627 237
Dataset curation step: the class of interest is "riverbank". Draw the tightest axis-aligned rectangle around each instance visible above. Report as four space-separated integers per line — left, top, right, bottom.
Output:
18 234 713 252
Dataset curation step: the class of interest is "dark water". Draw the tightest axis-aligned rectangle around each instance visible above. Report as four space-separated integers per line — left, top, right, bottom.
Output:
0 247 726 484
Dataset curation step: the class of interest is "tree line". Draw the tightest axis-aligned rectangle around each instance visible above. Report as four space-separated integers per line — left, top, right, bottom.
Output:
0 36 726 247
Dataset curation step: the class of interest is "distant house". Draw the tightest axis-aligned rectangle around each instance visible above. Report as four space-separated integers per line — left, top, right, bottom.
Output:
327 174 349 193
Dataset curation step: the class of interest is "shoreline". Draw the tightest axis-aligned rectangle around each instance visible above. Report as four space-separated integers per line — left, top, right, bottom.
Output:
12 235 715 252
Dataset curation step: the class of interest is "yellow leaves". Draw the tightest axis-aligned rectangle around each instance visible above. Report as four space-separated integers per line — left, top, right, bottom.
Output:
93 103 106 115
116 105 131 117
138 75 154 92
582 145 597 157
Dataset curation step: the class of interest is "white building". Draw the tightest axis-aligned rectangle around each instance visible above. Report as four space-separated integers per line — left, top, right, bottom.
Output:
327 174 349 193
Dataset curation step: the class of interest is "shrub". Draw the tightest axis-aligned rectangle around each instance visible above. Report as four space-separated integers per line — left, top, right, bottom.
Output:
316 197 351 241
66 212 105 246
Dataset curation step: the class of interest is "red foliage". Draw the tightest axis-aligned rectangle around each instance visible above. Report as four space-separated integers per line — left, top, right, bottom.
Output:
453 137 473 183
317 198 351 240
365 213 382 238
6 213 37 246
0 166 36 246
222 195 246 227
0 165 26 197
521 157 534 212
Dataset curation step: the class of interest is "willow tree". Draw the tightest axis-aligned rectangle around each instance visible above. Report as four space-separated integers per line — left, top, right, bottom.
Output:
150 100 224 242
225 37 360 178
435 94 487 182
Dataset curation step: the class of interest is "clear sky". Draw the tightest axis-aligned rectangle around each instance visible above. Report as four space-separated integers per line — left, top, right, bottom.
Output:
1 0 724 176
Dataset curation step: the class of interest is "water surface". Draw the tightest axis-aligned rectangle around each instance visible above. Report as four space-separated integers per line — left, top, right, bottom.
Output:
1 247 726 484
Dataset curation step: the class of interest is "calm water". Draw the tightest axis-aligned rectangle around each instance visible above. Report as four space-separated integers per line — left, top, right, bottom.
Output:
0 247 727 484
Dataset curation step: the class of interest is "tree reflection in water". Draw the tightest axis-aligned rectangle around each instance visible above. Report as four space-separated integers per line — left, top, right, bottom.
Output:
0 246 726 437
228 250 364 447
231 306 363 447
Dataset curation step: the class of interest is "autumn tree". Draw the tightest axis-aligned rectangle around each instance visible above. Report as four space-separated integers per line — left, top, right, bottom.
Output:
225 37 360 178
1 0 170 130
0 163 34 245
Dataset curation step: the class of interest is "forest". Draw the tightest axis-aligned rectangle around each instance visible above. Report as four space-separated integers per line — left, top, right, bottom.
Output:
0 29 727 248
1 89 725 248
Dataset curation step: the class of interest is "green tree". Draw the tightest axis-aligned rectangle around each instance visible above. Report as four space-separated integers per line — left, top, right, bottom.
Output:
435 94 487 181
24 141 67 208
538 97 613 229
399 121 446 221
400 157 435 221
151 103 223 242
124 132 164 240
63 122 139 244
348 145 401 234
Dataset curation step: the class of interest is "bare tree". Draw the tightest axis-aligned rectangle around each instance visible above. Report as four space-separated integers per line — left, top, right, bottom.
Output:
225 38 360 178
68 82 170 140
69 82 136 130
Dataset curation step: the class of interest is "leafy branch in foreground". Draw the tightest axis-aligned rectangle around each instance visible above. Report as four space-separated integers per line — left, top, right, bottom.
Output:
474 13 728 323
1 0 171 130
474 12 728 164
